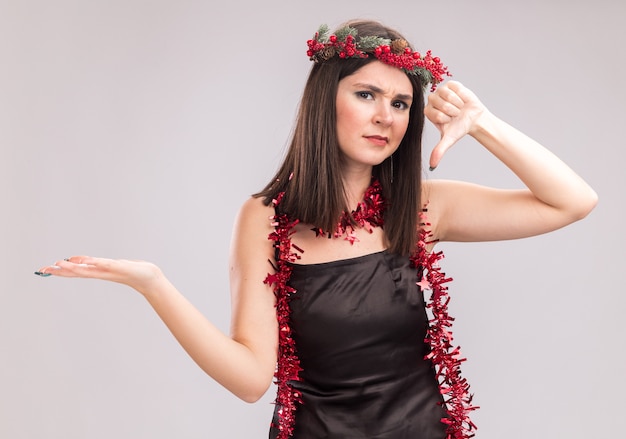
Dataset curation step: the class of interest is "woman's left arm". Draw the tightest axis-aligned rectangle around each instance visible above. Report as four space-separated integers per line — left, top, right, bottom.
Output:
424 81 598 243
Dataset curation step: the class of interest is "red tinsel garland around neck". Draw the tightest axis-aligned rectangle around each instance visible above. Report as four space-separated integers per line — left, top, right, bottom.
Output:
264 180 477 439
313 179 386 244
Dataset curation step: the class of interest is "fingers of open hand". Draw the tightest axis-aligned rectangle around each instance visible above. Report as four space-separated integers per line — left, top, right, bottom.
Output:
35 256 110 279
35 256 162 293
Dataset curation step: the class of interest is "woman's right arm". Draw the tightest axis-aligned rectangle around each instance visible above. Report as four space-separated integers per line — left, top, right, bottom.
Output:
36 196 278 403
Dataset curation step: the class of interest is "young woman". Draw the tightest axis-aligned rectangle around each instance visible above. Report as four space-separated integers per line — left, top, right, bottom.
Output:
35 19 597 439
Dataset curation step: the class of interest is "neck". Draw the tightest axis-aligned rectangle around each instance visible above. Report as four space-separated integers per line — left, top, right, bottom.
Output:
341 166 374 208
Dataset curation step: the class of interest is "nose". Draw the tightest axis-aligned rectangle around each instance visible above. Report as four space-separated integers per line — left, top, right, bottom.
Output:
374 103 393 126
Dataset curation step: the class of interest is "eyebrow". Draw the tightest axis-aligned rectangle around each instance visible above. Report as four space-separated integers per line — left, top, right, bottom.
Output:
353 83 413 102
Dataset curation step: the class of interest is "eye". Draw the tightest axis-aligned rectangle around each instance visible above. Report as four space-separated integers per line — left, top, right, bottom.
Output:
356 91 374 100
392 100 409 110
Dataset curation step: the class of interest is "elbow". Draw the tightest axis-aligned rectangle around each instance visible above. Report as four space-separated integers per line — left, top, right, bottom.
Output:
549 188 598 228
240 393 264 404
236 382 272 404
572 189 599 221
232 373 273 403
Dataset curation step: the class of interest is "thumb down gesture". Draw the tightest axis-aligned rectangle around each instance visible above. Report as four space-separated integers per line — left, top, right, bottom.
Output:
424 80 487 170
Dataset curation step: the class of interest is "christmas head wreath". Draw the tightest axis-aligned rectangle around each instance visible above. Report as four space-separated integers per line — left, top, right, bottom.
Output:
307 24 451 92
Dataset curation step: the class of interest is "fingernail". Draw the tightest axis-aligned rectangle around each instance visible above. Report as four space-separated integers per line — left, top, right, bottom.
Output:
34 271 51 277
64 258 70 261
429 166 437 171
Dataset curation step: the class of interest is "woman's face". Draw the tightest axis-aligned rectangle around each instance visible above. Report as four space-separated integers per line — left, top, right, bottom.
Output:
335 60 413 173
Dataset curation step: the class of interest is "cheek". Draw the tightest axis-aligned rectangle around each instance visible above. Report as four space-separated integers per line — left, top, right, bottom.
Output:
336 107 358 139
395 115 410 139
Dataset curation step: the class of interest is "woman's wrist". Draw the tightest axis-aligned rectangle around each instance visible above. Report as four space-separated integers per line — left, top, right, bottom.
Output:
468 107 496 140
134 264 170 299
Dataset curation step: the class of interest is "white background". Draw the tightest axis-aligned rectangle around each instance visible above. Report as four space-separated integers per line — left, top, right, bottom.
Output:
1 0 624 437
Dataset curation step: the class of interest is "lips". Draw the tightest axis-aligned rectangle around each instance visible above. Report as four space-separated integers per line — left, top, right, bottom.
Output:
364 135 389 146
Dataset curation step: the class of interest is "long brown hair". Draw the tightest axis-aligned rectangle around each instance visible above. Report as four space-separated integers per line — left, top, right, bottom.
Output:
255 20 425 256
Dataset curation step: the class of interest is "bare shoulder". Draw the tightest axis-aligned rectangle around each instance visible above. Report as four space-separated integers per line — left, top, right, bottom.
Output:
420 179 449 239
420 179 435 204
230 196 276 269
420 178 489 242
235 196 275 232
422 178 477 200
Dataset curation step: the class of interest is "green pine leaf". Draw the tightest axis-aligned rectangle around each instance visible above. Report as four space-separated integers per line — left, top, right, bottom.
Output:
358 36 391 50
411 68 433 88
334 26 357 42
316 24 330 42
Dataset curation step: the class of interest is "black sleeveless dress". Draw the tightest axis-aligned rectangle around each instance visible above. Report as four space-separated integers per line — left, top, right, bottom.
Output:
269 250 447 438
